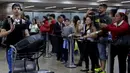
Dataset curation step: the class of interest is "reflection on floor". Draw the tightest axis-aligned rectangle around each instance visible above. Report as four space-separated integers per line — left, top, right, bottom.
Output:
0 48 128 73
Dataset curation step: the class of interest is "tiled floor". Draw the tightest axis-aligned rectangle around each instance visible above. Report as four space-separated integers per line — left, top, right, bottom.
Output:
0 47 128 73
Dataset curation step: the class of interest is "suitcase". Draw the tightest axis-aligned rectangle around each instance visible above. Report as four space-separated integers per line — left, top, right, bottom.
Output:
14 34 45 53
14 34 46 59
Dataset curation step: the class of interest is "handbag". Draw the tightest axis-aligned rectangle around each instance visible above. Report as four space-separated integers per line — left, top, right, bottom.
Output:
113 35 130 47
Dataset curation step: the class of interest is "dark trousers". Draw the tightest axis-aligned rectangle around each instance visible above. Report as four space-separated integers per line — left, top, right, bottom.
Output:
63 49 68 62
84 41 99 71
110 45 129 73
128 53 130 73
56 37 63 60
128 51 130 73
77 41 84 64
30 32 38 35
50 35 57 53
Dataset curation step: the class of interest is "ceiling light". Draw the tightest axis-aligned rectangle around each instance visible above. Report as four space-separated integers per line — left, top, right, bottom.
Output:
62 1 72 4
24 5 35 8
45 6 56 9
97 0 108 2
78 8 87 10
63 7 76 10
121 1 130 3
88 7 93 9
113 4 122 6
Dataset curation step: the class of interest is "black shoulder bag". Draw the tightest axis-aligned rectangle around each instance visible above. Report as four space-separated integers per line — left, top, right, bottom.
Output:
113 25 130 47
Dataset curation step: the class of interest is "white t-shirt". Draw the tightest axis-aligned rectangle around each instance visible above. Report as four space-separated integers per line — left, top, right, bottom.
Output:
87 29 94 42
29 24 39 33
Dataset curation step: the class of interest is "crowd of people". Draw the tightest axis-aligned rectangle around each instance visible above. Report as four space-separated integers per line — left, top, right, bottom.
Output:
0 3 130 73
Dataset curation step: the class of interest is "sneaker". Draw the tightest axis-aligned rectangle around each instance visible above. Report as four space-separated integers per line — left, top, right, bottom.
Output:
75 63 82 67
88 70 93 73
61 61 66 64
94 68 102 72
80 69 89 72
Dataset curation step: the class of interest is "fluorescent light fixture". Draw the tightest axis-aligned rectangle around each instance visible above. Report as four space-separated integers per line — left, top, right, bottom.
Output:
62 1 72 4
45 6 56 9
121 1 130 3
88 7 93 9
63 7 76 10
24 5 35 8
97 0 108 2
78 8 87 10
113 3 122 6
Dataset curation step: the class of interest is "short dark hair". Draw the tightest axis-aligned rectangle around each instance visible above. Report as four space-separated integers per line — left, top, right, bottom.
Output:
12 3 22 10
49 14 55 19
99 4 108 9
57 16 63 19
43 16 48 21
60 14 66 20
65 18 70 21
25 15 30 20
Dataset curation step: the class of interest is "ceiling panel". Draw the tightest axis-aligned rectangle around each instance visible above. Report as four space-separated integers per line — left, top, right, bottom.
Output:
0 0 129 12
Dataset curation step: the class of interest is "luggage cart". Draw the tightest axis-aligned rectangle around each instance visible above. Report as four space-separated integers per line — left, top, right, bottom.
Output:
7 34 54 73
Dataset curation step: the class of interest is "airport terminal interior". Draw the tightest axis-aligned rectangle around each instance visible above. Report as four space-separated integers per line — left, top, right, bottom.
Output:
0 0 129 73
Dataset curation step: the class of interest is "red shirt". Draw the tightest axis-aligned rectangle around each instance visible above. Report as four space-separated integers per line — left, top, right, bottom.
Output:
104 20 129 40
49 19 56 34
40 20 50 33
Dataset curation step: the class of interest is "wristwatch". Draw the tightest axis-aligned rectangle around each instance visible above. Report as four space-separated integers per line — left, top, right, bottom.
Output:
95 31 99 34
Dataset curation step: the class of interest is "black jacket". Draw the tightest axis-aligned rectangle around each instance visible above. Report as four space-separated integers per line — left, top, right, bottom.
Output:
53 22 65 36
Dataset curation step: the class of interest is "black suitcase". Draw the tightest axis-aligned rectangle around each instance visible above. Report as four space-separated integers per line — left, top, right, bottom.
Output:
14 34 45 52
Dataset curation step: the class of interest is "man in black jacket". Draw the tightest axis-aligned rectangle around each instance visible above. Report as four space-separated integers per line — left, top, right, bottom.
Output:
54 16 65 61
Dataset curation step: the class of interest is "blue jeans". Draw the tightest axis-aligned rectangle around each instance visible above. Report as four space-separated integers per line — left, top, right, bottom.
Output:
97 37 108 60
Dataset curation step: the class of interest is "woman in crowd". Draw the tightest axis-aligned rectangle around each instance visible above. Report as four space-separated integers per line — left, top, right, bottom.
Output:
40 16 50 33
101 12 129 73
29 18 39 35
72 15 84 66
91 12 129 73
80 16 99 72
